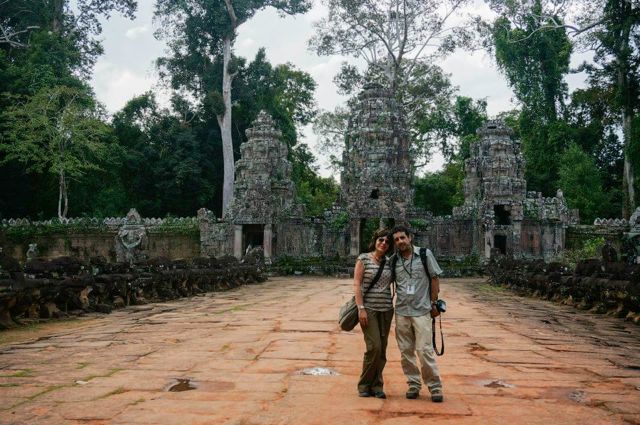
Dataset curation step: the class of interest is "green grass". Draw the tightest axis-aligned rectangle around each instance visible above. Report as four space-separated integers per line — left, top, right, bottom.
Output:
81 367 122 382
0 369 34 378
212 303 252 314
474 282 508 294
95 387 127 399
131 398 146 406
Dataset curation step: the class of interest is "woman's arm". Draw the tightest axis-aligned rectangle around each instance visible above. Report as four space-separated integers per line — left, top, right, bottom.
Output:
353 259 368 327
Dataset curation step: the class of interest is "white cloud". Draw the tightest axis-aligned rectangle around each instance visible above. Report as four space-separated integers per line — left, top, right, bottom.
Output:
91 59 158 114
125 25 149 40
240 37 255 48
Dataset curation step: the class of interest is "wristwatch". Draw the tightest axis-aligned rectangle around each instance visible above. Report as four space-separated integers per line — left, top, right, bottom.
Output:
358 305 365 310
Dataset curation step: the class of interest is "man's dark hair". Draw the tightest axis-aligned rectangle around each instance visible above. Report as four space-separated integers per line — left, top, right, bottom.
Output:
391 224 412 237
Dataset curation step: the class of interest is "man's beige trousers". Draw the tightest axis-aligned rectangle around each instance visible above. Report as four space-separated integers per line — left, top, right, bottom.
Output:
395 314 443 391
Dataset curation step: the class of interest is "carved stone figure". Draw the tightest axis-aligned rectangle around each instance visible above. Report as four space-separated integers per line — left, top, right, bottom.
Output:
115 208 147 263
26 243 39 260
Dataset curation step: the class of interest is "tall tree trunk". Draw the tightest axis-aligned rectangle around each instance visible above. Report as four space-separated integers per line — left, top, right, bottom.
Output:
218 35 235 217
616 9 636 219
622 110 636 218
51 0 64 33
58 170 67 220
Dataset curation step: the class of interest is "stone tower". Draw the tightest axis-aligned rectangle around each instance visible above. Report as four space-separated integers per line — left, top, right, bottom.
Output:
340 83 413 254
458 120 527 257
455 120 576 260
463 120 527 212
226 111 300 261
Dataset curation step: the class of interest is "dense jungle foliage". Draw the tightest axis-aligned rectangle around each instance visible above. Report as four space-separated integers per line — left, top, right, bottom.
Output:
0 0 638 224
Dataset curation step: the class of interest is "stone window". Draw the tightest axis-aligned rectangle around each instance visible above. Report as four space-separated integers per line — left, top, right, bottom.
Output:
494 205 511 225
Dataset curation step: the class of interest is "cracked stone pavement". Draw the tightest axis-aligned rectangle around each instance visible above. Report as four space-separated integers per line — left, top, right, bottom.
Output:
1 276 640 424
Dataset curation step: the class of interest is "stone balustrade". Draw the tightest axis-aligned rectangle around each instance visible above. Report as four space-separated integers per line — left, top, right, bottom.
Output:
0 253 267 329
487 257 640 323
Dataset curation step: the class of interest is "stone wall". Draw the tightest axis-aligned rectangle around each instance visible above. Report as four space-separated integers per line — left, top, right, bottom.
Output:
0 254 267 329
275 219 323 258
198 208 233 257
1 215 201 263
487 257 640 323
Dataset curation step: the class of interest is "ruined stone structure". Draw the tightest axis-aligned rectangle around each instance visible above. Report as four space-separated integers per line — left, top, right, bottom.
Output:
338 83 414 254
451 121 578 260
1 98 591 266
198 111 313 262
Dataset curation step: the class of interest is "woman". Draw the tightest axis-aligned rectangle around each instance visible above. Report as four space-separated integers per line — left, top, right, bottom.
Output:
353 228 394 398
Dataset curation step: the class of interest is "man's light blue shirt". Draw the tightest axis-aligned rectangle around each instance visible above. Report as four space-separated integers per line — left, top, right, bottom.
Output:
394 246 443 317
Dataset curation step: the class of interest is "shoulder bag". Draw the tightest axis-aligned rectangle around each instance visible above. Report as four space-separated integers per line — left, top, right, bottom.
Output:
338 256 386 331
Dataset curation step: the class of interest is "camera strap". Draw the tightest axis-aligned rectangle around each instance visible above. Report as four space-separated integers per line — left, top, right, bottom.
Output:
432 316 444 356
421 247 444 356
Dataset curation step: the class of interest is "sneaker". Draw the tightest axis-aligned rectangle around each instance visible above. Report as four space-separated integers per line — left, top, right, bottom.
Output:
358 391 372 397
430 387 444 403
405 388 420 399
373 391 386 399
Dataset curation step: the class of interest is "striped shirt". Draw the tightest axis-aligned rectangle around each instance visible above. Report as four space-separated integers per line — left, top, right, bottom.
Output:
357 253 393 312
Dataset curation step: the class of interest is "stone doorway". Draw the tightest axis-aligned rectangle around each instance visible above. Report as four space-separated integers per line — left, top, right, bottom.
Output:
243 224 264 253
494 234 507 255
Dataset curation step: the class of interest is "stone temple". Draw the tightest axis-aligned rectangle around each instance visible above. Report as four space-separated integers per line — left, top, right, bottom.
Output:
450 120 578 260
225 111 303 260
338 83 414 255
197 85 578 262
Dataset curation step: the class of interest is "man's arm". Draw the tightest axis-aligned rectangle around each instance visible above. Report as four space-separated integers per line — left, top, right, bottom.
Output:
431 275 440 302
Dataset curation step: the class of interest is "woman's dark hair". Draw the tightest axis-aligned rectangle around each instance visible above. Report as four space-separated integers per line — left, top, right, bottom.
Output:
367 228 392 252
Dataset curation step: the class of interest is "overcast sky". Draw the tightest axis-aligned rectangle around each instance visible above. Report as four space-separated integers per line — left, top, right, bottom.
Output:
90 0 588 176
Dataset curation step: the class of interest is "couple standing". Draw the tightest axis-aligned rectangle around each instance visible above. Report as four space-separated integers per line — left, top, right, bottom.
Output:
353 225 444 402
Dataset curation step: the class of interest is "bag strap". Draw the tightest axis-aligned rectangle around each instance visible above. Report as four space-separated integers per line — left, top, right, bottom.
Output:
362 256 386 298
419 247 432 286
389 254 397 298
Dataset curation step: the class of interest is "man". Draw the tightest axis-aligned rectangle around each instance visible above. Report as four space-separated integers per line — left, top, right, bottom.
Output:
391 225 444 402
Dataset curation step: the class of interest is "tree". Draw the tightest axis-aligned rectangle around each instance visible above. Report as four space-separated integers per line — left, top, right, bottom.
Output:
310 0 472 168
154 0 311 216
310 0 471 94
290 144 339 216
312 106 351 173
0 1 137 219
558 144 607 223
416 95 488 163
233 48 317 148
0 86 113 219
486 0 572 195
0 0 136 74
112 50 320 218
486 0 640 216
111 92 219 217
414 162 465 215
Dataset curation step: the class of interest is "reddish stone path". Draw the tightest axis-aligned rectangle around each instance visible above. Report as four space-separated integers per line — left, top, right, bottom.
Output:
1 277 640 425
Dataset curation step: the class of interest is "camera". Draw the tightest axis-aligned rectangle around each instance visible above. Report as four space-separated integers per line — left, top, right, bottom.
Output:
435 299 447 313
